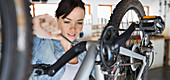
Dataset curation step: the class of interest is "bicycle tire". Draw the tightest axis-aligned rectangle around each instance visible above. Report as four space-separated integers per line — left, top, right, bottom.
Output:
0 0 32 80
108 0 148 80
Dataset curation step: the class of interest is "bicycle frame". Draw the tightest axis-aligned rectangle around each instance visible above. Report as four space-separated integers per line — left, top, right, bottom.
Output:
74 15 165 79
119 47 146 80
74 41 146 80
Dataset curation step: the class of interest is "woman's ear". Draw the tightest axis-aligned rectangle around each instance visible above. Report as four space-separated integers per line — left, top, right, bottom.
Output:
55 16 59 22
54 14 59 20
55 17 58 21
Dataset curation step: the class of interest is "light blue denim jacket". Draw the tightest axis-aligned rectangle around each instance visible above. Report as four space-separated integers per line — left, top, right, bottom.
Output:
29 36 95 80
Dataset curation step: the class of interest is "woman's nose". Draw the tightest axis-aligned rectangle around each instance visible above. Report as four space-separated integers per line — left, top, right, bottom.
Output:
70 23 76 31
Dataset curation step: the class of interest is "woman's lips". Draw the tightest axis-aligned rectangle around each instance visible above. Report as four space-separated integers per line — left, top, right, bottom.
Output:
68 33 76 37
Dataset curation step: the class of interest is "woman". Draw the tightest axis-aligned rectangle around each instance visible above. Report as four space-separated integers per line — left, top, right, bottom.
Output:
29 0 94 80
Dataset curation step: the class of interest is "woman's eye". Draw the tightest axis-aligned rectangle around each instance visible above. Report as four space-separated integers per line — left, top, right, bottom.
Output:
77 22 83 25
64 21 70 23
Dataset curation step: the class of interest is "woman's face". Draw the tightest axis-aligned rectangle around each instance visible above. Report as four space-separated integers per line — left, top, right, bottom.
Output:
57 7 85 42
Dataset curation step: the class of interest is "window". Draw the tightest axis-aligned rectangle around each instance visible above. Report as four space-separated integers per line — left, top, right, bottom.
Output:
84 4 92 25
97 5 112 24
30 3 58 17
144 6 149 16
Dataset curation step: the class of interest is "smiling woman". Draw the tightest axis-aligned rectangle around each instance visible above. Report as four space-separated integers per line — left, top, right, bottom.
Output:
29 0 94 80
58 7 84 42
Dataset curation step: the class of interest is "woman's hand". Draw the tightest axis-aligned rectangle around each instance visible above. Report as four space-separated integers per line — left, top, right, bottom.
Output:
32 14 63 40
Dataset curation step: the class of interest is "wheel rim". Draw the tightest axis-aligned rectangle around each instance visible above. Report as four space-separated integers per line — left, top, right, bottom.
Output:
0 0 32 80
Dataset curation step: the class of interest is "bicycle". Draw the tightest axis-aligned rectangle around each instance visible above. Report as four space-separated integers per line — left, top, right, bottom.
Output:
0 0 165 80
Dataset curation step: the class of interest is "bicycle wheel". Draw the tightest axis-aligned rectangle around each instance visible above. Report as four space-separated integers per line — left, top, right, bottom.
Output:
0 0 32 80
107 0 148 80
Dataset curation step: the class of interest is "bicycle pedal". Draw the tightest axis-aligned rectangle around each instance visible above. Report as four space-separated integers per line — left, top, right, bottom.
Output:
139 16 165 35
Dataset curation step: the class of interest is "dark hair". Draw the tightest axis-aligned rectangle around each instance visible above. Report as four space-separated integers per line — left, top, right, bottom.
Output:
55 0 85 19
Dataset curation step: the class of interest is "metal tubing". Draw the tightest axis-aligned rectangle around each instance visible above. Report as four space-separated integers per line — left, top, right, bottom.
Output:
75 44 98 80
120 47 146 80
95 65 105 80
137 59 146 80
95 55 104 80
120 47 146 60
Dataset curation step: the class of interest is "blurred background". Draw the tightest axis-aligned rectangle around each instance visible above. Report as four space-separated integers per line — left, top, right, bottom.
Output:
1 0 169 80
